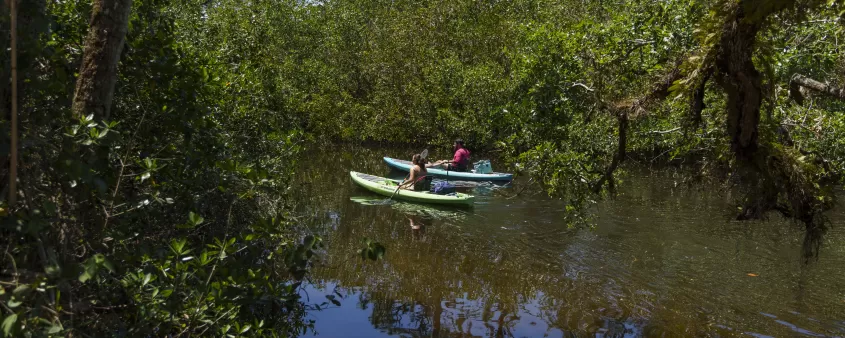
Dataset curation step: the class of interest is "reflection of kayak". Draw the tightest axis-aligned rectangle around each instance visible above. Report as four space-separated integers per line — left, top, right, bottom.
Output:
383 157 512 181
349 196 467 220
350 171 474 206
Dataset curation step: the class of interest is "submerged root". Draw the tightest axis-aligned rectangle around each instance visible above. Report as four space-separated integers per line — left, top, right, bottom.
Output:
802 215 828 262
734 144 833 261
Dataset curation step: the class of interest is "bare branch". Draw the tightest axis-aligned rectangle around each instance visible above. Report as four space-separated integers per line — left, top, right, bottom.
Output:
570 82 594 92
648 127 681 134
618 57 685 118
789 73 845 105
608 39 655 66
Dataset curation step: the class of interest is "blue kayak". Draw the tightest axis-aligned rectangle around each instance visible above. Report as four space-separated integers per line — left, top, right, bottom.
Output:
383 157 513 181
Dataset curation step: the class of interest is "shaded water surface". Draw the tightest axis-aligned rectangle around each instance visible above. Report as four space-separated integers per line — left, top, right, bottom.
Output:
294 145 845 337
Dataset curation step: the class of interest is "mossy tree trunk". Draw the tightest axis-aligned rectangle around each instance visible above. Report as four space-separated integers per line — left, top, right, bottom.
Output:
715 3 764 162
71 0 133 121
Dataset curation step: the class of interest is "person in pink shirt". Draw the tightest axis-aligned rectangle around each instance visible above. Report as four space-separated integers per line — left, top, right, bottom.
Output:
428 139 471 172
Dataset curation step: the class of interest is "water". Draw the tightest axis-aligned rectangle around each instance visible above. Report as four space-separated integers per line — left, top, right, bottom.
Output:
293 144 845 337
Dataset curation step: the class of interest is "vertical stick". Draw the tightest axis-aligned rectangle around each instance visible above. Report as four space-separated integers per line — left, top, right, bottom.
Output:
9 0 17 206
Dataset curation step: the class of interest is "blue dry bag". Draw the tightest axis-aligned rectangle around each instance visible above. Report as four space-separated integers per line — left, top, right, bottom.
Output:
431 181 456 195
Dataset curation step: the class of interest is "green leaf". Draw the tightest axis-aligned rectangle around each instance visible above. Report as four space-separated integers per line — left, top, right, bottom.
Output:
47 324 63 334
12 285 30 297
140 172 151 182
7 299 22 308
189 212 204 226
303 235 316 249
43 201 57 216
102 259 116 273
2 314 17 336
170 239 187 255
176 223 195 229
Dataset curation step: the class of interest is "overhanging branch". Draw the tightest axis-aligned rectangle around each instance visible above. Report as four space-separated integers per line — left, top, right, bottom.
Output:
592 111 628 194
789 73 845 105
591 58 685 193
623 57 684 118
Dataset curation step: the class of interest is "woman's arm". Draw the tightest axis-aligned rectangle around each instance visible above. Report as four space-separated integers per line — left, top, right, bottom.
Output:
426 160 451 167
401 167 418 188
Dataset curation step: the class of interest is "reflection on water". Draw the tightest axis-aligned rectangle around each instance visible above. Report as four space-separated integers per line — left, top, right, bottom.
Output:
294 145 845 337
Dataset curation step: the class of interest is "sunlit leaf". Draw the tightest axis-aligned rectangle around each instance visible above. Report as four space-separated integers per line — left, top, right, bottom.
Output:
7 299 22 308
189 212 204 226
2 314 16 336
47 324 63 334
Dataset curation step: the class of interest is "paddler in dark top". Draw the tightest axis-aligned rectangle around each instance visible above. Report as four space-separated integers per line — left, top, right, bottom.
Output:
428 139 470 172
399 153 429 190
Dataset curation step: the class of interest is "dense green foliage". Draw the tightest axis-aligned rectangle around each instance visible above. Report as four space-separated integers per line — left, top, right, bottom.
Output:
0 0 324 335
0 0 843 335
170 0 844 220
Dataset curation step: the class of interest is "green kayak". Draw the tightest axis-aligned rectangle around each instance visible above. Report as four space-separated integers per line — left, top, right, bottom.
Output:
349 171 474 206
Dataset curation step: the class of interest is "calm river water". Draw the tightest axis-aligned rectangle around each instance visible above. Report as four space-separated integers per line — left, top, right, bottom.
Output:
293 145 845 337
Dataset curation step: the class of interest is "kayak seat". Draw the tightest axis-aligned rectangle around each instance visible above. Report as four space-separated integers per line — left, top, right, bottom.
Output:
414 176 432 191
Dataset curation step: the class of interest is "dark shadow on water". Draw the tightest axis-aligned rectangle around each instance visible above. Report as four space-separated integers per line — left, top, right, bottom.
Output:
802 219 828 263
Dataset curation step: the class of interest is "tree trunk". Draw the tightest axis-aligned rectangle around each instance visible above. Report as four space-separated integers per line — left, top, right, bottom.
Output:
715 4 763 162
1 1 10 124
9 0 18 206
689 70 711 127
71 0 133 120
1 0 47 122
1 0 49 207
